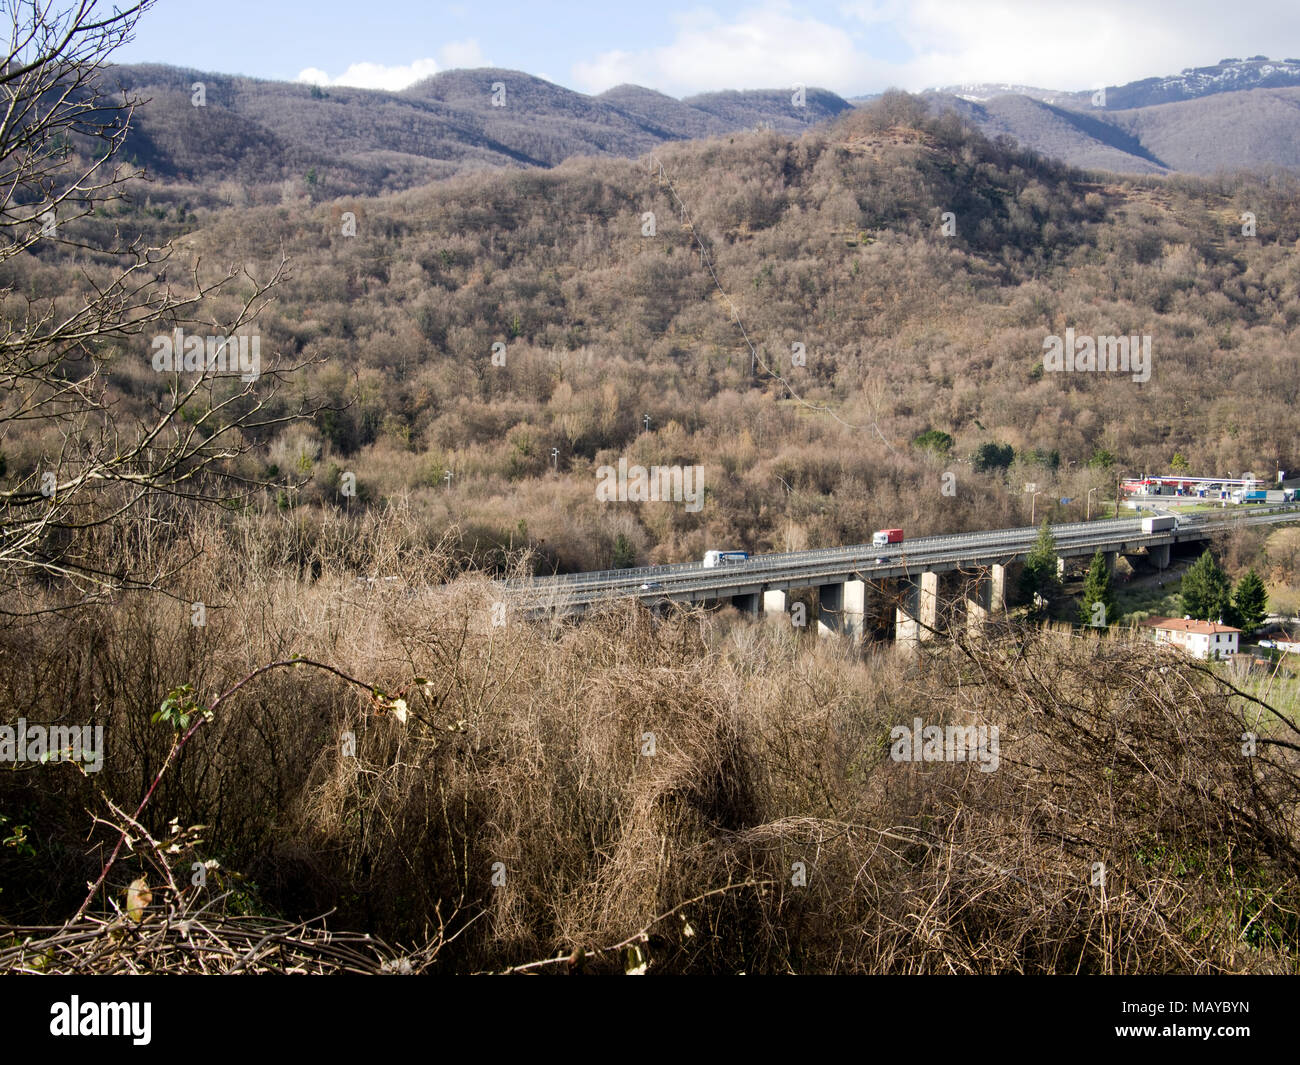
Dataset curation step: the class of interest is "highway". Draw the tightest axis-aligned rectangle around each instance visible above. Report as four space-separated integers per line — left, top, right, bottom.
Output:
504 504 1300 615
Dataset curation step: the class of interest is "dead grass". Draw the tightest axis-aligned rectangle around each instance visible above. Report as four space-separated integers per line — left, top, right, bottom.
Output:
1 506 1298 973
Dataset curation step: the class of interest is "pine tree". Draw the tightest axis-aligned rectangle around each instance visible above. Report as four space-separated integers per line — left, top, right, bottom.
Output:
1079 548 1118 628
612 533 636 569
1180 549 1233 622
1019 519 1060 611
1232 568 1269 633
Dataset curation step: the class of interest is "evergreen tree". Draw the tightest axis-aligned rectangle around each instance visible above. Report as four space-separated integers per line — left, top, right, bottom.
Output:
1232 568 1269 633
1079 548 1118 628
972 442 1014 473
1180 549 1233 622
612 533 636 569
913 429 954 454
1019 519 1060 611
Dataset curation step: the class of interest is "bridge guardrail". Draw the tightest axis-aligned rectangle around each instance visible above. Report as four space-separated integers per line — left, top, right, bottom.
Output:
500 506 1300 598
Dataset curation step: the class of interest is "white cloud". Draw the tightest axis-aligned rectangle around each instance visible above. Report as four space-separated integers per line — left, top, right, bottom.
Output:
571 0 1300 97
296 40 488 92
868 0 1197 91
438 39 488 69
572 6 863 95
295 58 439 91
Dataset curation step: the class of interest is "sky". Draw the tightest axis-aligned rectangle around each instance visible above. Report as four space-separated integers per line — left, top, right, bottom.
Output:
112 0 1300 98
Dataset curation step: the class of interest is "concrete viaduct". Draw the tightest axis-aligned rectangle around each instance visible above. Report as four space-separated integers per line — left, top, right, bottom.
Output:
504 507 1300 648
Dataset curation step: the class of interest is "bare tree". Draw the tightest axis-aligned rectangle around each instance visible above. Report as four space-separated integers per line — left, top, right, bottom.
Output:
0 1 313 604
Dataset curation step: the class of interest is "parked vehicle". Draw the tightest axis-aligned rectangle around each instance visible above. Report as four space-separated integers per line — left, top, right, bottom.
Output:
872 528 904 547
1231 488 1267 504
702 550 749 567
1141 515 1177 532
639 582 663 591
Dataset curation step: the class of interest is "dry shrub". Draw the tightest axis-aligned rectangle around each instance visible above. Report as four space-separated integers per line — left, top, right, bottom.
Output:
2 505 1298 972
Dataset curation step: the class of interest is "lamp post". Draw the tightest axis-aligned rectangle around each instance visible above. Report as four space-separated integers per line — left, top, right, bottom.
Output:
1087 487 1099 521
1031 491 1043 524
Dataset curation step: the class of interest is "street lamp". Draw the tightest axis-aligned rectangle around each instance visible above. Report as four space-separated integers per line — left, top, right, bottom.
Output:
1031 491 1043 524
550 447 559 471
1087 487 1100 521
643 413 651 433
444 470 453 491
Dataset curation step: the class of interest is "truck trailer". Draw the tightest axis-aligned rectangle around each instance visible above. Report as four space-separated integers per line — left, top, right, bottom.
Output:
1141 515 1177 532
872 528 904 547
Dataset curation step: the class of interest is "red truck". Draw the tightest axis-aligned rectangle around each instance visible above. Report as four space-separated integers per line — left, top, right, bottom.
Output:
872 528 904 547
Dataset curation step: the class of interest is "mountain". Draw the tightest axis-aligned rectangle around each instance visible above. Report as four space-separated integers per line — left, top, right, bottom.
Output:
920 57 1300 175
105 64 851 201
99 56 1300 195
924 84 1078 106
935 56 1300 110
922 93 1167 174
1106 87 1300 173
1088 55 1300 110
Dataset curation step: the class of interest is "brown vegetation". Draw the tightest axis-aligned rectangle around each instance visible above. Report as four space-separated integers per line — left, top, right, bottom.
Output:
3 509 1297 973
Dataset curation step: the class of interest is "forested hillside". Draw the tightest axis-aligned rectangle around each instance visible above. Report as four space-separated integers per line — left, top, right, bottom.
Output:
6 92 1300 576
105 63 849 203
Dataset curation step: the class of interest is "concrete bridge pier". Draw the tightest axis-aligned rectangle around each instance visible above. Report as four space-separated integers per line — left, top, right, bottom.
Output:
817 579 866 640
896 571 938 650
762 588 787 615
965 563 1008 636
732 592 761 616
1149 543 1170 570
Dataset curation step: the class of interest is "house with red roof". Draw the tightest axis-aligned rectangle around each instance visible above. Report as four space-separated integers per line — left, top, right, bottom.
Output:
1140 616 1240 660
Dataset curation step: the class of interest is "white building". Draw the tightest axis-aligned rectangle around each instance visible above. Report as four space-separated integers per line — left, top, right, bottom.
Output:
1141 617 1240 660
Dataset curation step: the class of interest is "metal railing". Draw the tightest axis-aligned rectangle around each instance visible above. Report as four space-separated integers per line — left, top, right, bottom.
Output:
501 505 1300 607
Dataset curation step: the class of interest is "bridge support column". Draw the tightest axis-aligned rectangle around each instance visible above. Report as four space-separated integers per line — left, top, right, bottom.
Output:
990 564 1007 612
896 571 938 650
1149 543 1170 570
966 564 1007 636
762 588 787 615
817 580 866 641
1102 551 1117 573
732 592 760 616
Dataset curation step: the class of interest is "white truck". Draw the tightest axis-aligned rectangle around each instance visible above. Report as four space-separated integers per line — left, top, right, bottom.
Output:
1141 515 1177 533
703 550 749 567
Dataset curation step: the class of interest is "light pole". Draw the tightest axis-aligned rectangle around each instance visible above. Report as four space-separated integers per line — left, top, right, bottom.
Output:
550 447 559 471
1031 491 1043 524
643 413 651 433
1087 487 1099 521
444 470 453 491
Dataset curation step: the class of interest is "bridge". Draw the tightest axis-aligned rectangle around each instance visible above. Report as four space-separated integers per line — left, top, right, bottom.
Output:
503 505 1300 647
